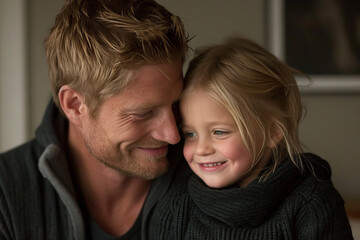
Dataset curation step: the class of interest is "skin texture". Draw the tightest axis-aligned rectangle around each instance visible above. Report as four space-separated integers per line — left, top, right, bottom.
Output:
180 90 271 188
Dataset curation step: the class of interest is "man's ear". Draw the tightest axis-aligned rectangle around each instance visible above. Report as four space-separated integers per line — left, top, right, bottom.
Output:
58 85 86 125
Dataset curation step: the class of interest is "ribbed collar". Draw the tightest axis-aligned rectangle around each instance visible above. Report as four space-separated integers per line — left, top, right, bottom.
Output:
188 154 330 227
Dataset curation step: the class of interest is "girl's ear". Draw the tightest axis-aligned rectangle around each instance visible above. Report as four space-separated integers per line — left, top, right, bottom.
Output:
267 125 283 148
58 85 86 126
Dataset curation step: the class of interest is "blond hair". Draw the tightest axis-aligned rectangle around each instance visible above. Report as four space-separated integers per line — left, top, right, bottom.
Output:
183 37 305 178
45 0 189 116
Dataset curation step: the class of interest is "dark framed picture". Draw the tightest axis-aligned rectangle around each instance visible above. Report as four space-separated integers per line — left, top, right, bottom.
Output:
266 0 360 94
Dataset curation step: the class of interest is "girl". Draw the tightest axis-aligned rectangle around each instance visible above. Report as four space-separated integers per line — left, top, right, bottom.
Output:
150 37 353 239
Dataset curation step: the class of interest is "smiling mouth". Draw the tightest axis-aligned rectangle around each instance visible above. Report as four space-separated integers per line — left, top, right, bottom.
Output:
201 162 223 167
200 161 227 168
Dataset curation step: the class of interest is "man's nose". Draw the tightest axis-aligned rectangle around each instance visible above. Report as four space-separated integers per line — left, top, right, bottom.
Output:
152 110 181 145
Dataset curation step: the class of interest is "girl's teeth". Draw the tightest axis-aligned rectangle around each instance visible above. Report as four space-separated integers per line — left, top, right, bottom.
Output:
203 162 222 167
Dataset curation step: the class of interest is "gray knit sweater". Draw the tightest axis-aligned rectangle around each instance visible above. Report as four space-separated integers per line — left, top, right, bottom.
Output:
150 154 354 239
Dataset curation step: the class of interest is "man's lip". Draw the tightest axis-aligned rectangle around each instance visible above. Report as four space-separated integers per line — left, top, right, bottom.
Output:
137 145 168 156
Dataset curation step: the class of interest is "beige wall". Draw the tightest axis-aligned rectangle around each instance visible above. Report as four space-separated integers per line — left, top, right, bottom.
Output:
300 94 360 199
28 0 64 138
1 0 359 200
0 0 27 151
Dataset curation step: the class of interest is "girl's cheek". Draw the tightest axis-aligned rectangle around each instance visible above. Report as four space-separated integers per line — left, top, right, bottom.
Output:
183 142 193 163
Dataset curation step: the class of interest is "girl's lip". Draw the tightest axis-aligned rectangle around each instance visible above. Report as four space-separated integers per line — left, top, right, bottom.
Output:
198 161 227 171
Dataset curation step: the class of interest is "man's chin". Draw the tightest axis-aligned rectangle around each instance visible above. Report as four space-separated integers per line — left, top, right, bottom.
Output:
140 156 169 180
123 156 170 180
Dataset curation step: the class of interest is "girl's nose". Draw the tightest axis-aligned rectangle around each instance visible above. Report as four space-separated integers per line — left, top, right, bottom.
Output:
195 138 215 156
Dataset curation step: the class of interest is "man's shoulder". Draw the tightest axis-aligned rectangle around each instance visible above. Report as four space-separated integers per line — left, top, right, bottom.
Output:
0 139 45 212
0 139 44 185
0 138 43 163
0 140 77 240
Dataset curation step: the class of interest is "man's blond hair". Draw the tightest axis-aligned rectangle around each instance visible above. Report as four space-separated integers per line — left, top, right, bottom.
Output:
45 0 188 116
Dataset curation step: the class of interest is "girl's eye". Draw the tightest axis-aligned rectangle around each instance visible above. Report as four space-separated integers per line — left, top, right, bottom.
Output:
213 130 228 136
183 131 197 139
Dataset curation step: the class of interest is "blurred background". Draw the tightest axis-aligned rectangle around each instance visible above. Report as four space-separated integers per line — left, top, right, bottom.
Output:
1 0 359 237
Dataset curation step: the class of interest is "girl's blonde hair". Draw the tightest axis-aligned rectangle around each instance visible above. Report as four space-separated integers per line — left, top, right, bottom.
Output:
45 0 189 117
183 37 305 178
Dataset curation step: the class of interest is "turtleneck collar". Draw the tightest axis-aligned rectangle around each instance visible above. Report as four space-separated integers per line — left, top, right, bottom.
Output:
188 154 330 227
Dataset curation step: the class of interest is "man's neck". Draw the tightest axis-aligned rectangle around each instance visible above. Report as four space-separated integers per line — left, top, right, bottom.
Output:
67 123 151 236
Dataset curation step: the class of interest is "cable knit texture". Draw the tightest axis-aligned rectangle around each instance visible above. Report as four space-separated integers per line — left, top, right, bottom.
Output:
150 153 353 240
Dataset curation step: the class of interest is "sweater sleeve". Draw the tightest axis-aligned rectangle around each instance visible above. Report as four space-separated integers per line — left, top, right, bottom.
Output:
295 181 353 240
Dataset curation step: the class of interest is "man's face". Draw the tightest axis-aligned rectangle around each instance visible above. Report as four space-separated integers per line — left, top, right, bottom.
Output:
81 60 183 179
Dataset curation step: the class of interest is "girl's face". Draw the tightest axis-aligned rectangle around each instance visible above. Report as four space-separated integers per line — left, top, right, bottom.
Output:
180 90 270 188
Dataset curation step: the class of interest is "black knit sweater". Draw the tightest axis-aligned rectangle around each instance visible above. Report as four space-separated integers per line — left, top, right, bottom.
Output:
149 153 353 240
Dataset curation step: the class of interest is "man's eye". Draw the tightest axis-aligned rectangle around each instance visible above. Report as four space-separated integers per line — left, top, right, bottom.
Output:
132 111 153 119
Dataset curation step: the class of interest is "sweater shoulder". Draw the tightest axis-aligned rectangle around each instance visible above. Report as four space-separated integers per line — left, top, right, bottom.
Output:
294 172 343 206
0 139 46 215
291 153 343 206
0 139 44 182
288 176 353 238
0 139 46 208
0 140 48 239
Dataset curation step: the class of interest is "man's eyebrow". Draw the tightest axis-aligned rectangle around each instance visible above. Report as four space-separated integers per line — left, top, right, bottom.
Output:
120 104 158 113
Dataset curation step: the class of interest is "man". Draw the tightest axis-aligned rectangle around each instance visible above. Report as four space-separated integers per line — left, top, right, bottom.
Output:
0 0 188 239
